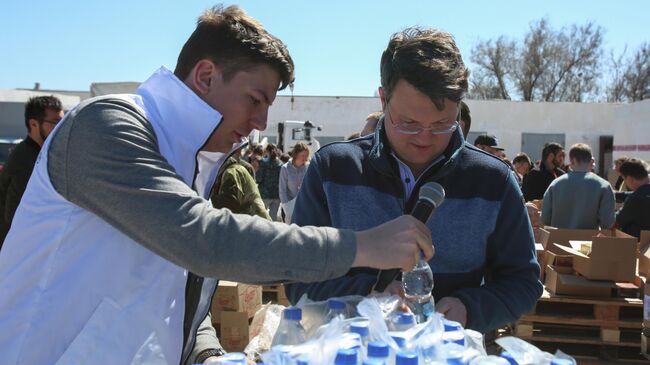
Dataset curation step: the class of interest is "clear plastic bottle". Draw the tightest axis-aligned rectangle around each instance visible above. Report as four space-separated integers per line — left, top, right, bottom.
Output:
350 321 370 347
401 255 434 323
442 330 465 346
335 348 359 365
391 333 408 350
395 351 418 365
271 307 307 347
392 312 416 331
367 341 390 363
324 298 347 323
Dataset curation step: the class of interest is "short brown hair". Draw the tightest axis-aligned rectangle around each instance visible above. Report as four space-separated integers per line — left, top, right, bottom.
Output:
174 5 294 90
513 152 532 168
380 27 469 110
620 158 649 180
290 142 310 157
569 143 592 164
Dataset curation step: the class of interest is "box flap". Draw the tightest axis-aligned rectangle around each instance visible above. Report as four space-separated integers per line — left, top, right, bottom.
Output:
554 243 589 259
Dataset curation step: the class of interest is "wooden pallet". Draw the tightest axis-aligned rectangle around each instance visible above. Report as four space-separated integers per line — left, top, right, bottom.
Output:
514 289 645 362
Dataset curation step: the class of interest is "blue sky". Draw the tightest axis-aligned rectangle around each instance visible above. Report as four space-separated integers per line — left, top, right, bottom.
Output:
1 0 647 96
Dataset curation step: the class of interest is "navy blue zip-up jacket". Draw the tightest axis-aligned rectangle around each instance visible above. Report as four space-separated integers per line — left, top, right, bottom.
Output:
284 120 542 333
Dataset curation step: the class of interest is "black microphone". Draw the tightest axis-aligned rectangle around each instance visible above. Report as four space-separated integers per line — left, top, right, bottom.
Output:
372 182 445 293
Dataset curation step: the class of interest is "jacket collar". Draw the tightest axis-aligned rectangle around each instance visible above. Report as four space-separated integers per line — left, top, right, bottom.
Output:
136 66 224 184
368 116 465 180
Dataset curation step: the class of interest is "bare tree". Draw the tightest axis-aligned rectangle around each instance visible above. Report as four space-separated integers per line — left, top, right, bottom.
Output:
469 18 604 102
539 22 603 102
623 42 650 101
470 36 515 99
606 47 628 102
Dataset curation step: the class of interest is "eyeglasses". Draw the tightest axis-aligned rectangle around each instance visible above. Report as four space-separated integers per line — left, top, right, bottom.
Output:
385 99 459 135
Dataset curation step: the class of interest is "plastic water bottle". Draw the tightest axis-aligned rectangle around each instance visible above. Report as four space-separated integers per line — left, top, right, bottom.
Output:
443 319 463 332
324 298 347 323
395 351 418 365
401 255 434 323
391 334 408 350
500 351 517 365
367 341 390 363
392 312 416 331
350 320 369 342
271 307 306 347
335 348 359 365
442 330 465 346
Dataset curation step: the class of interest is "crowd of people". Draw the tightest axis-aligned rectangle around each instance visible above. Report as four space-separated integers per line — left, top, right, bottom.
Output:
0 4 646 365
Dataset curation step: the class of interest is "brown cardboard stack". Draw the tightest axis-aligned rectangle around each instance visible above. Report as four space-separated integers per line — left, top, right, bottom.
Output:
641 266 650 359
211 281 262 352
538 228 641 298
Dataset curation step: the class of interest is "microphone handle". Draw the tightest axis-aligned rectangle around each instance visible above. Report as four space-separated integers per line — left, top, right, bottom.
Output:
372 199 435 293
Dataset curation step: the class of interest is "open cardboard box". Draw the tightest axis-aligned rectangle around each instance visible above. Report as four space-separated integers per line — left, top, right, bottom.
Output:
553 234 637 282
539 250 573 282
544 265 617 298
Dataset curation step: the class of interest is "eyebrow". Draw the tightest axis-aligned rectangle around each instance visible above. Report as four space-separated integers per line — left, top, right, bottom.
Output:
254 89 272 106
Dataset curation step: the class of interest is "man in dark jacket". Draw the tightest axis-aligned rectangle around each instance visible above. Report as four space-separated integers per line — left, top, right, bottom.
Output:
0 96 62 247
522 143 565 202
616 158 650 238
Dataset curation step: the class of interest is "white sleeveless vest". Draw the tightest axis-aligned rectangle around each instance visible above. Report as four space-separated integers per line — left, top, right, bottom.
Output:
0 67 227 364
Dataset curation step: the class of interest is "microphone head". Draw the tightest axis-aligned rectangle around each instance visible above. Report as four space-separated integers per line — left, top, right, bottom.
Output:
419 182 445 208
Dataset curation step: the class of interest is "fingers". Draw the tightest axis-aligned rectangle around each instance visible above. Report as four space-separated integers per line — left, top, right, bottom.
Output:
403 216 434 261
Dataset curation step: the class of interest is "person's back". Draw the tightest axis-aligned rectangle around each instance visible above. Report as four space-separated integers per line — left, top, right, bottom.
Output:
541 144 614 229
541 172 615 229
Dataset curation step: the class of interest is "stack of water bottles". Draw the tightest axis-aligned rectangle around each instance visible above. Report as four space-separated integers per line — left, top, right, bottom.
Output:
224 294 577 365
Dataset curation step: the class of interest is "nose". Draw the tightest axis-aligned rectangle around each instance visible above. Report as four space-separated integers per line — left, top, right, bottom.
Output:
251 107 268 131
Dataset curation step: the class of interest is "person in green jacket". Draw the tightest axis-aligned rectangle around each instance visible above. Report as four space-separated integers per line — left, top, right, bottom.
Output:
211 154 271 220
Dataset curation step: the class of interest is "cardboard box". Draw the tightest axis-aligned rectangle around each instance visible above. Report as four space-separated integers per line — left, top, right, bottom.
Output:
638 231 650 278
219 311 250 352
545 265 617 297
539 250 573 282
538 227 601 253
644 277 650 329
553 233 637 282
211 281 262 318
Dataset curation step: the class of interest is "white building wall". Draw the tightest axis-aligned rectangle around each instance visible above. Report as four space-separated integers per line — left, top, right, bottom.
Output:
267 96 626 172
613 99 650 162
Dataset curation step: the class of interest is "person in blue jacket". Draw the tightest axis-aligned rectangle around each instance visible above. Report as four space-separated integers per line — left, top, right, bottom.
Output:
285 27 542 333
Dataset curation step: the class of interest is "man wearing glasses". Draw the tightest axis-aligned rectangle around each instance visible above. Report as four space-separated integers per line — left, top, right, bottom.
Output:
0 95 63 247
285 27 542 334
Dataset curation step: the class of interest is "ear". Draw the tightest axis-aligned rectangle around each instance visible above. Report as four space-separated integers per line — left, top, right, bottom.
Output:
189 59 221 96
378 87 387 110
28 118 39 131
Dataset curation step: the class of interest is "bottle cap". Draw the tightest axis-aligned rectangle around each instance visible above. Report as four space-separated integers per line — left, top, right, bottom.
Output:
283 307 302 321
350 321 369 337
367 341 389 358
396 351 418 365
397 312 415 325
328 298 346 310
335 349 358 365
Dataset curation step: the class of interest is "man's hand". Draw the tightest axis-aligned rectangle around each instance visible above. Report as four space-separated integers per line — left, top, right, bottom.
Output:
353 215 433 271
435 297 467 326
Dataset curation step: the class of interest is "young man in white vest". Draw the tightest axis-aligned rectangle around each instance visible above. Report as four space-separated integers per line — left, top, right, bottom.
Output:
0 5 432 365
